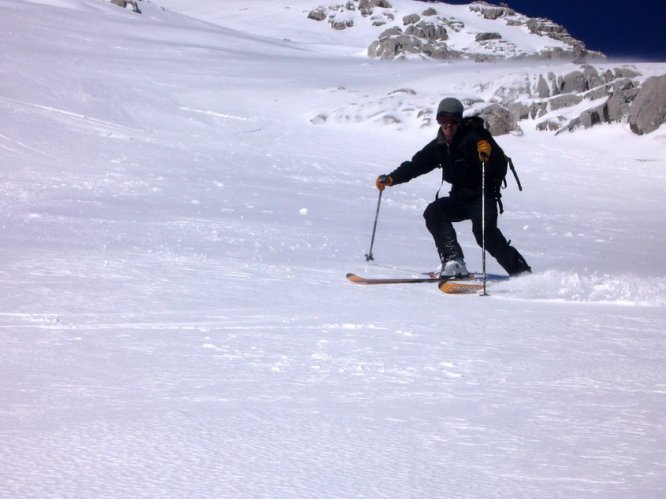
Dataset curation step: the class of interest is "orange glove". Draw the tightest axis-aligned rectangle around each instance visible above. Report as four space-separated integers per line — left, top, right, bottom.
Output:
375 175 393 191
477 139 491 161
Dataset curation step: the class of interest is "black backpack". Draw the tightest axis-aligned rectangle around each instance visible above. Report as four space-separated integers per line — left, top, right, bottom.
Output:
462 116 523 213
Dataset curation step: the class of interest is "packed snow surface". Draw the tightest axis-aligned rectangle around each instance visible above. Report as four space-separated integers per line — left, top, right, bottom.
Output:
1 0 665 497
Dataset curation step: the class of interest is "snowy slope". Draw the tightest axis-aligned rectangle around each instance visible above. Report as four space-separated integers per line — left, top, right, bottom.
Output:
151 0 577 58
1 0 666 497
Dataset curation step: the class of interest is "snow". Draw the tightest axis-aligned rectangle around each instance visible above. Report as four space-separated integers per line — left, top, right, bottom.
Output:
1 0 666 496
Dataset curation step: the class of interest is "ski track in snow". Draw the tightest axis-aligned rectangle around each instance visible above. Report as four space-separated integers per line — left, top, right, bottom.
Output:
2 300 665 497
1 0 666 496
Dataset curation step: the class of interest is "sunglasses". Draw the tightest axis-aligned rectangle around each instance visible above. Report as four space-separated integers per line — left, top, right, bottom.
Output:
437 116 461 126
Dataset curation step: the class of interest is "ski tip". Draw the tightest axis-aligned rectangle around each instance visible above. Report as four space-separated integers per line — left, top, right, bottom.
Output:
345 273 366 283
438 280 486 294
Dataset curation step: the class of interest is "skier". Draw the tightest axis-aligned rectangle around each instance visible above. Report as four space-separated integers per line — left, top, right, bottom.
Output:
375 97 531 278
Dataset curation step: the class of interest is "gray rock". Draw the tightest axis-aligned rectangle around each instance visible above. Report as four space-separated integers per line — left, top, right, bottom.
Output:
475 32 502 42
606 78 638 121
628 75 666 135
376 26 401 37
536 119 563 131
307 7 327 21
614 67 642 79
583 85 610 101
358 0 377 16
389 88 417 95
549 94 583 111
548 72 559 96
110 0 140 12
529 102 549 119
403 14 420 25
368 25 454 60
571 78 639 131
535 74 550 98
423 43 456 60
601 69 615 84
581 64 603 89
557 117 581 134
507 101 530 120
331 18 354 30
579 105 606 129
405 21 448 41
474 104 521 136
469 4 515 20
527 17 572 42
368 32 423 59
558 70 588 94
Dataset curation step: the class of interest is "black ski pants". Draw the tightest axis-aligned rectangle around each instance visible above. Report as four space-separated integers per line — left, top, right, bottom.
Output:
423 193 531 276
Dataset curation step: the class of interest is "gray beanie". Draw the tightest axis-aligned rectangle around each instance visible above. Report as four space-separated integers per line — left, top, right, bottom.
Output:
436 97 464 118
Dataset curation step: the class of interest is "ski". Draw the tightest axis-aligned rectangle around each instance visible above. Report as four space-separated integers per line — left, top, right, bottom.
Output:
439 280 486 294
346 272 509 289
346 273 439 285
439 274 510 294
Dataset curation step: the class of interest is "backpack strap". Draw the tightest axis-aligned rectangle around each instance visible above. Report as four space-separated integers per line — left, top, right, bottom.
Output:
506 156 523 191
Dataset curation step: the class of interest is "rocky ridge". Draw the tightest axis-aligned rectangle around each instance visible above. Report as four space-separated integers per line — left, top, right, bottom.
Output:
307 0 601 62
486 65 666 136
107 0 665 136
311 65 666 137
305 1 665 136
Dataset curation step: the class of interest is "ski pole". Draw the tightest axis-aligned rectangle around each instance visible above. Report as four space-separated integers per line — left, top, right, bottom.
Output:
365 189 383 261
481 158 488 296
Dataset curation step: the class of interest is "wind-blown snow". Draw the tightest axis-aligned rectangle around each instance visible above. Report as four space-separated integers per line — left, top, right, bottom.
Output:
1 0 665 497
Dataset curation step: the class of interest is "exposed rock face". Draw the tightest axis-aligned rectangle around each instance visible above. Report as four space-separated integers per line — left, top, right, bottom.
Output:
628 76 666 135
406 21 448 41
551 72 644 133
578 80 635 131
312 66 666 137
474 62 666 136
483 64 666 135
308 0 603 62
308 0 394 31
468 3 515 20
367 26 456 60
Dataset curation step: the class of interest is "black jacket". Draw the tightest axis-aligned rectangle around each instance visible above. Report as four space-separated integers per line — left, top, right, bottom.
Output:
389 119 504 196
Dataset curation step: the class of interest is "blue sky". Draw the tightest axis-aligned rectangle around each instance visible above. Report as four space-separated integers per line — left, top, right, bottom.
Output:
438 0 665 61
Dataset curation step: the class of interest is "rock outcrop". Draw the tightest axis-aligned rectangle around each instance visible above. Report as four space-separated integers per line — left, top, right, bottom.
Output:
484 64 666 135
307 0 603 62
628 75 666 135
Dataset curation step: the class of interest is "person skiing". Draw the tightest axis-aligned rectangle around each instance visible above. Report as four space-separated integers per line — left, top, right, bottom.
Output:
375 97 531 278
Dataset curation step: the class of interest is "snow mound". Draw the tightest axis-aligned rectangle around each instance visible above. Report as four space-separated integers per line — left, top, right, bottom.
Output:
502 270 666 307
